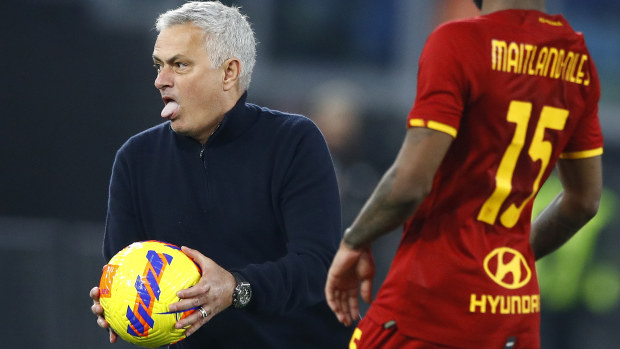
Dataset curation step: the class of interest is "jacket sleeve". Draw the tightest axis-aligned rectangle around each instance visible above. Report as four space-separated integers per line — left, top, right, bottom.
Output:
232 117 342 314
102 142 146 261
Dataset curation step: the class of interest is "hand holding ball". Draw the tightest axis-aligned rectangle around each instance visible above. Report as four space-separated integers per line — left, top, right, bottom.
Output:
98 241 201 348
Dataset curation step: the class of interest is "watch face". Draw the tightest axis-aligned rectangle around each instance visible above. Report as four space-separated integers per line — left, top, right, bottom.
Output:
238 286 251 305
234 282 252 308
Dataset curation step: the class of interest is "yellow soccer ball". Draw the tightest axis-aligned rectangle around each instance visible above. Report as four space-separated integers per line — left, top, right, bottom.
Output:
99 241 201 348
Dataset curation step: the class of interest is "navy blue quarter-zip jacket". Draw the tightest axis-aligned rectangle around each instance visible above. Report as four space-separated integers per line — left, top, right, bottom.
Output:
103 93 353 348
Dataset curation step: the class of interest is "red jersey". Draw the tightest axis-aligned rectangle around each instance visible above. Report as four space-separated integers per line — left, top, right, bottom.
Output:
366 10 603 349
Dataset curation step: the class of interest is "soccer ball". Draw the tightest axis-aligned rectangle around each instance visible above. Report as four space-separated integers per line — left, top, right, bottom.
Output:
99 240 201 348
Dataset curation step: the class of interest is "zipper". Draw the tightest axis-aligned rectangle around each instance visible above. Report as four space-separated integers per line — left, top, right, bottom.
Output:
199 144 206 160
198 121 222 212
199 122 222 165
199 143 207 170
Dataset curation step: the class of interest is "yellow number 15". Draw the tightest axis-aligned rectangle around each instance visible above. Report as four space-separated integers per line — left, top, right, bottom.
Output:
477 101 569 228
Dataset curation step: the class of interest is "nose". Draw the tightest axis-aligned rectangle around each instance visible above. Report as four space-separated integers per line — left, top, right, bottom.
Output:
154 66 173 90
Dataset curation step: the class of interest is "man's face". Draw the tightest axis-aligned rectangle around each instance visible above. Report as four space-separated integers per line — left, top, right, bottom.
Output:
153 23 225 143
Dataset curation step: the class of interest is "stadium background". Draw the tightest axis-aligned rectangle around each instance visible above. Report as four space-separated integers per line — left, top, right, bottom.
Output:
1 0 618 348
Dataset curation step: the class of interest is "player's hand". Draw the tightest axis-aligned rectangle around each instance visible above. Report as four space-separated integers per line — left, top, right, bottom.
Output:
325 241 375 326
89 286 118 343
168 246 236 337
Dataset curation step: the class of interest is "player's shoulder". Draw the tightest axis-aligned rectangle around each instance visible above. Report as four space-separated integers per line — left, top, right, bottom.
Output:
427 16 488 48
434 15 486 34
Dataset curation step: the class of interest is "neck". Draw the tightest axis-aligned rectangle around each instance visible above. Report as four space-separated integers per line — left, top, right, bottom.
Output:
481 0 545 15
196 89 244 145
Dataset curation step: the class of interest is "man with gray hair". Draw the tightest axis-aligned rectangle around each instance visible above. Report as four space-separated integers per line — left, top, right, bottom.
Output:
90 2 352 347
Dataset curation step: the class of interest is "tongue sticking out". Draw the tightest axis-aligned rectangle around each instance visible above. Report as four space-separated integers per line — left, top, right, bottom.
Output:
161 101 179 118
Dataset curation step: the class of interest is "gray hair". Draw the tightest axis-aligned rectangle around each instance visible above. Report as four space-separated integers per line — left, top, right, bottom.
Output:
155 1 256 91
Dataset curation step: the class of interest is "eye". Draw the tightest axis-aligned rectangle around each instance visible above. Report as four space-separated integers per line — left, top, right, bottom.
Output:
153 63 162 72
175 62 189 70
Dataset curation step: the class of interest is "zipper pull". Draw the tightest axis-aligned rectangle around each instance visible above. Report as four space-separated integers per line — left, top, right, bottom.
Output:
200 122 220 159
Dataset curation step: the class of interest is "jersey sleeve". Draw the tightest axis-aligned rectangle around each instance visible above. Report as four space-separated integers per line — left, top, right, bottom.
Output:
407 23 474 138
560 63 604 159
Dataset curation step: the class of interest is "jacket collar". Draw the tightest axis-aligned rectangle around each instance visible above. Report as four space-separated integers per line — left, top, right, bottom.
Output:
207 91 257 146
171 91 257 148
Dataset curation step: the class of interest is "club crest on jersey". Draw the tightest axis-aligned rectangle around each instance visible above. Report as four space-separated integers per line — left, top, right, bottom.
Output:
483 247 531 289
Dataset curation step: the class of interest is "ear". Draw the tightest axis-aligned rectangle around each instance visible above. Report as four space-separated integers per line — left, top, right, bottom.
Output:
222 58 241 91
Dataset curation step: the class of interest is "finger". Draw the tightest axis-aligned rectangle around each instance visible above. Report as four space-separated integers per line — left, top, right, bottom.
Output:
177 280 210 300
338 289 352 326
169 295 205 313
91 302 104 316
177 306 210 332
109 328 118 343
328 289 345 323
325 290 339 315
347 291 359 323
181 246 216 278
328 288 340 312
90 286 100 301
175 308 200 329
324 279 338 311
185 317 207 338
96 316 109 329
170 278 210 312
360 278 373 304
180 246 207 263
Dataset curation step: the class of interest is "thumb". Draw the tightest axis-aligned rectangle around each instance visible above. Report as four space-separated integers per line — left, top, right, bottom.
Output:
181 246 212 270
181 245 198 259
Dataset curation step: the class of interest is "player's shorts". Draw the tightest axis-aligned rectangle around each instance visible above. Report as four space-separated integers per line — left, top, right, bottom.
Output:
349 317 456 349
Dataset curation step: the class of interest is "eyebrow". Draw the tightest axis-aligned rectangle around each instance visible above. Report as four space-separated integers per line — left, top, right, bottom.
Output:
152 54 189 63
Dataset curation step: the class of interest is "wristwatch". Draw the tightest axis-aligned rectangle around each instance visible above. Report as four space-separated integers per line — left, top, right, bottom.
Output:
231 272 252 309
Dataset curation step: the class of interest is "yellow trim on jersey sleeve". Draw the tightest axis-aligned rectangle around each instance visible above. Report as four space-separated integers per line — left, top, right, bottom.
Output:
559 147 603 159
408 119 425 127
409 118 458 138
427 120 458 138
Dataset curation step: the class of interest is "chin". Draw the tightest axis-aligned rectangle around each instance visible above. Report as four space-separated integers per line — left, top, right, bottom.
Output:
170 123 201 142
170 122 188 135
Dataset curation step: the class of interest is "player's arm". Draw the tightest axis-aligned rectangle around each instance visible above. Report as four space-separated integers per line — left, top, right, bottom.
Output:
343 127 454 248
530 155 602 260
326 126 453 325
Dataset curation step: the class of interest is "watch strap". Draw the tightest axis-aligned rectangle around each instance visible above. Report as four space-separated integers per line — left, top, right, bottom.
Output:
231 271 247 284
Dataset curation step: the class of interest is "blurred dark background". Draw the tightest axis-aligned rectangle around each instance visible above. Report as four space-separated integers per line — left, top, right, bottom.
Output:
1 0 618 348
